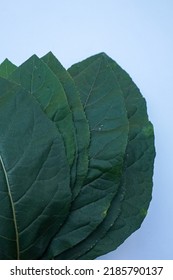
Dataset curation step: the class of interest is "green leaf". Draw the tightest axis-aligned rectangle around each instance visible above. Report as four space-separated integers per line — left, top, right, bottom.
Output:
41 52 90 198
56 177 125 260
0 59 17 78
43 53 129 259
0 77 71 259
9 55 76 170
68 53 129 185
74 54 156 259
0 52 155 260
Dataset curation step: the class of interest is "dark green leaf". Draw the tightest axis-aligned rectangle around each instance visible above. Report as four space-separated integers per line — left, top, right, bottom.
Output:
43 53 129 259
68 53 129 185
75 54 156 259
9 55 76 170
0 78 71 259
0 52 155 260
42 52 90 198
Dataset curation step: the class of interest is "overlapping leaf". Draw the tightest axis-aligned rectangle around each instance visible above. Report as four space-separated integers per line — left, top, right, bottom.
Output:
9 55 76 172
56 53 155 259
0 78 71 259
42 52 90 198
0 52 155 260
42 53 129 259
80 55 155 259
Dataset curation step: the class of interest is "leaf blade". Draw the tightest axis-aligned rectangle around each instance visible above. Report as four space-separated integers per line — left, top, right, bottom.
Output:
0 78 71 259
43 53 129 259
9 55 76 169
42 52 90 198
76 54 156 259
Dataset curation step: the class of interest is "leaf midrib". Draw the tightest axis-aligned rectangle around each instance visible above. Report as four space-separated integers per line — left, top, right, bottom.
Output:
0 155 20 259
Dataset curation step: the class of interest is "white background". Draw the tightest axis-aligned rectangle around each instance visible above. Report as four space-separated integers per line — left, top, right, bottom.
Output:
0 0 173 259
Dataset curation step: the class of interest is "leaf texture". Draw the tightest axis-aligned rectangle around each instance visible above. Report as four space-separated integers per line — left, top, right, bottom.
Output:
42 52 90 198
43 53 129 259
9 55 76 170
0 78 71 259
73 54 156 259
0 52 155 260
